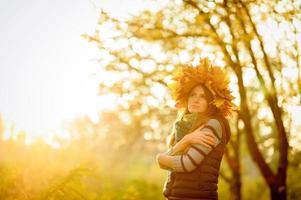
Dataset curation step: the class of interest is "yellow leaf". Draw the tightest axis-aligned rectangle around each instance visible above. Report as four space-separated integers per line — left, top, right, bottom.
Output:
214 97 225 107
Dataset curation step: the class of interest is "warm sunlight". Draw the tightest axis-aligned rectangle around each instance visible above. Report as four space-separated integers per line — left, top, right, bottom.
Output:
0 0 162 147
1 1 300 199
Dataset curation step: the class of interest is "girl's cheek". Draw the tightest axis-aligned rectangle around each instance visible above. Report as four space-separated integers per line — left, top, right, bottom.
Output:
200 99 206 104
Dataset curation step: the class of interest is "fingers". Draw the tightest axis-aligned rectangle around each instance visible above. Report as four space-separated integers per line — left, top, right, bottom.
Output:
203 135 216 144
198 135 216 146
201 131 216 139
191 136 213 148
189 131 217 147
192 139 211 148
199 129 215 136
200 142 211 148
202 139 215 147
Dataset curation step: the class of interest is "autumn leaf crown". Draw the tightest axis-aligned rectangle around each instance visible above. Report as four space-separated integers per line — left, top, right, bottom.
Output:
167 58 237 117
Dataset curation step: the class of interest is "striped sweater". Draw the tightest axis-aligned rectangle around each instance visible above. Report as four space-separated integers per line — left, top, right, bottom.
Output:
164 118 223 172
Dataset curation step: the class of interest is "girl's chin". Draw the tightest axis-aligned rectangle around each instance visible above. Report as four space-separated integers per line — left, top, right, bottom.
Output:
189 109 200 113
189 109 205 114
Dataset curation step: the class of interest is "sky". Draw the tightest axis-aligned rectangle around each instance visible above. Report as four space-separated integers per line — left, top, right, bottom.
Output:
0 0 164 138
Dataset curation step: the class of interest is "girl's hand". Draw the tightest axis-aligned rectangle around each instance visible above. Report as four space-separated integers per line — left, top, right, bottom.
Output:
156 153 173 169
183 125 217 148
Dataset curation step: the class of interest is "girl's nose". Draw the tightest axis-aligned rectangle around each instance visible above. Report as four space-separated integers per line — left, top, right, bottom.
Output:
194 96 202 101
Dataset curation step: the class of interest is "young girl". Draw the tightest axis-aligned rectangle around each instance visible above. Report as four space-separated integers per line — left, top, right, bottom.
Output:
156 58 236 200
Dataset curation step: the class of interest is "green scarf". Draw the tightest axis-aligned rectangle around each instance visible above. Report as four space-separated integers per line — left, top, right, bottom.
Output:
174 112 199 142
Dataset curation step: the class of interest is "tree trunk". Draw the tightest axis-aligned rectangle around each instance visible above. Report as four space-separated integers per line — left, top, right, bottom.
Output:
230 173 241 200
270 181 287 200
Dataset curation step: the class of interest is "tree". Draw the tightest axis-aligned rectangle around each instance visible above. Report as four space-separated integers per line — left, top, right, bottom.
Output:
83 0 301 199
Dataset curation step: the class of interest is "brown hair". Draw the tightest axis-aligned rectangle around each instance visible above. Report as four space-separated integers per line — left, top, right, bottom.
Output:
167 84 222 148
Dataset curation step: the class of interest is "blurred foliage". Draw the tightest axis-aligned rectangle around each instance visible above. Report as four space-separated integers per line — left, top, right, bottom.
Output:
81 0 301 199
0 108 301 200
1 0 301 199
0 113 166 200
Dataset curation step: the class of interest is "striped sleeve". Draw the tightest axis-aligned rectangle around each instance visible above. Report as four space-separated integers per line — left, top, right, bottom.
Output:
171 119 223 172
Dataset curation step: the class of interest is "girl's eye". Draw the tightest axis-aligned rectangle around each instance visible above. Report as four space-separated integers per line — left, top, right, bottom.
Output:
190 93 205 98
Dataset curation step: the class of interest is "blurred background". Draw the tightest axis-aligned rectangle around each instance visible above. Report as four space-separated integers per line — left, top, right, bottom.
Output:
0 0 301 199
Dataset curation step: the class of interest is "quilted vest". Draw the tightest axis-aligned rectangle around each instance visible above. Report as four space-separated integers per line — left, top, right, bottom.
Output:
163 116 230 200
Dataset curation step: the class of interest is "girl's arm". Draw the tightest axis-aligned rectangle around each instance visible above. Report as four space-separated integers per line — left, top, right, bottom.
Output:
156 127 216 170
156 119 223 172
156 138 191 170
156 124 216 170
156 127 208 170
167 125 215 156
156 130 215 170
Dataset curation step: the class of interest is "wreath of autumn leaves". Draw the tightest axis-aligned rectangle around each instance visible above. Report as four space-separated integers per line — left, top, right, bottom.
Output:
167 58 237 117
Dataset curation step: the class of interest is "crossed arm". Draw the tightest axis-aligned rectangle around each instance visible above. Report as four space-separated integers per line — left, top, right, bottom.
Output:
156 119 222 172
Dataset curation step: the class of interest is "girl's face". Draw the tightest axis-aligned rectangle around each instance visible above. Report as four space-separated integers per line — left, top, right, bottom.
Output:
187 85 208 113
